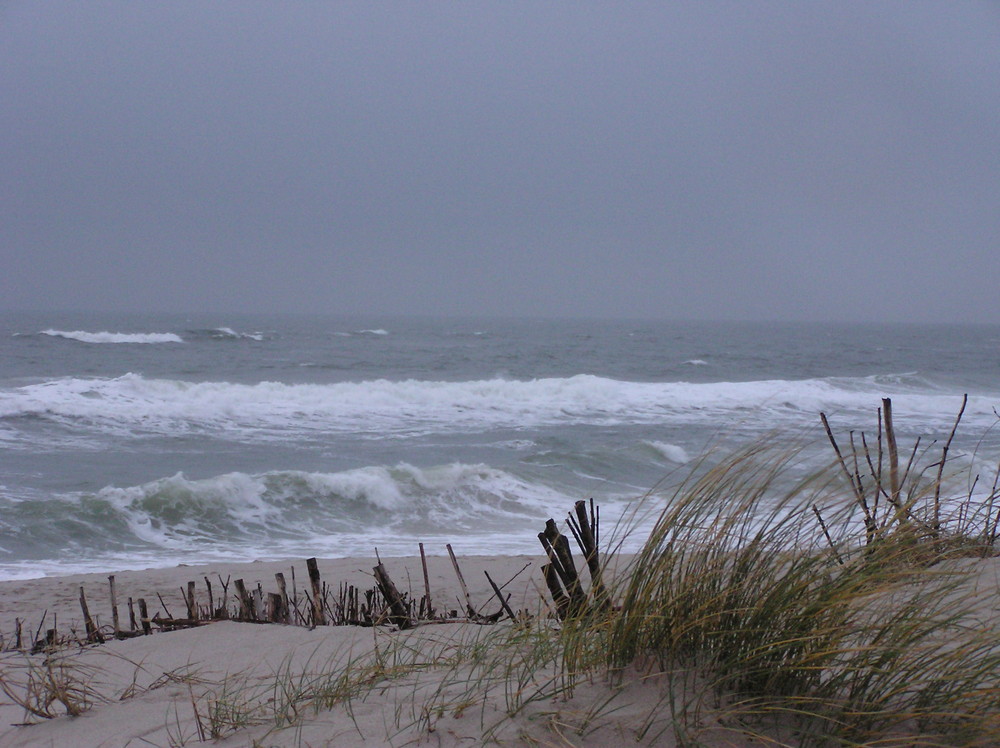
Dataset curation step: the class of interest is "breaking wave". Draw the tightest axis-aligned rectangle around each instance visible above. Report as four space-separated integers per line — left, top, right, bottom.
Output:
0 464 568 565
646 441 691 464
0 372 988 442
38 329 184 344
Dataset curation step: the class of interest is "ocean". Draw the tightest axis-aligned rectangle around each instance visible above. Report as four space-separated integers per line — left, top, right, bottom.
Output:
2 311 999 580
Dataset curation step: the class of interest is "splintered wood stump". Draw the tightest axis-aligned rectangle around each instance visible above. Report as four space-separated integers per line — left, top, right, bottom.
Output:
108 575 121 636
568 499 609 609
186 581 197 620
373 563 412 629
419 542 434 619
233 579 254 621
306 557 326 626
539 519 586 618
446 544 478 619
79 586 104 643
267 592 286 623
275 572 290 621
138 598 152 635
541 563 570 619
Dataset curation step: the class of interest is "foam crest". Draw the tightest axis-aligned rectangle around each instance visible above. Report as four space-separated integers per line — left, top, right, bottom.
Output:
647 441 691 464
0 373 987 437
15 463 565 555
209 327 265 341
39 329 184 344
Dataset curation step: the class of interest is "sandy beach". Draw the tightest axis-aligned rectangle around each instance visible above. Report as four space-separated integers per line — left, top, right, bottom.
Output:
1 546 998 747
0 552 656 748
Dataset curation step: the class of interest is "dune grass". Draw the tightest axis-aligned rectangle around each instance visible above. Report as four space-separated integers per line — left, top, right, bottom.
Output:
221 434 1000 746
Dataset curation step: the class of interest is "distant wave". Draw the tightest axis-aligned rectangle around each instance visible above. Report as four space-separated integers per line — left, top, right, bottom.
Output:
646 441 691 464
0 372 985 440
684 359 708 366
185 327 266 341
39 329 183 344
330 329 389 337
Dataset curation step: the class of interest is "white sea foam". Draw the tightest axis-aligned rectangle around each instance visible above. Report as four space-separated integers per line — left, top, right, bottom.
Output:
39 329 183 344
647 441 691 464
357 329 389 335
211 327 265 341
0 373 988 439
684 359 708 366
81 463 565 551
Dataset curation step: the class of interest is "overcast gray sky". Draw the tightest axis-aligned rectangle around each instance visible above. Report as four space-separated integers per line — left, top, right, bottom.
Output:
2 2 999 322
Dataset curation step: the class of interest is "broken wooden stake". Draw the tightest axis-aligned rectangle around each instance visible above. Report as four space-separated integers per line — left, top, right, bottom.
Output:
108 575 121 637
137 598 152 635
446 543 479 619
306 557 326 626
373 563 411 629
79 586 103 643
233 579 254 621
484 570 517 622
419 542 434 619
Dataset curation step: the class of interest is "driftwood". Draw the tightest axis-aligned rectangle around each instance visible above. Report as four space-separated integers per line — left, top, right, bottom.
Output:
138 599 152 635
538 501 608 620
419 542 434 619
108 575 121 637
446 544 477 619
4 539 551 652
78 586 103 644
484 570 517 622
306 557 325 626
372 563 411 629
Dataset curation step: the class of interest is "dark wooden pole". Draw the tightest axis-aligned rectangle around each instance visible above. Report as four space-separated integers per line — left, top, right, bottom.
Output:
373 563 412 629
419 542 434 619
306 558 326 626
79 586 103 643
108 575 121 637
138 598 152 635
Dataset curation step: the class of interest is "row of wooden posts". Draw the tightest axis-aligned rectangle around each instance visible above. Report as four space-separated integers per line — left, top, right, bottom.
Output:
9 500 606 653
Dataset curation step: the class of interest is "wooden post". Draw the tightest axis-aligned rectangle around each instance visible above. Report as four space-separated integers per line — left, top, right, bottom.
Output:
883 397 901 512
233 579 254 621
541 564 570 620
540 520 586 615
306 558 325 626
79 586 104 643
570 500 609 609
108 575 121 637
419 542 434 619
373 563 412 629
203 577 217 618
275 573 289 623
186 581 197 621
253 584 266 620
446 544 477 619
484 570 517 622
137 599 152 635
128 597 137 631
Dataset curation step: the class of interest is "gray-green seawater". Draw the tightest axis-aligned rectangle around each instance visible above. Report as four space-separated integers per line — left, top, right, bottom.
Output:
2 312 999 579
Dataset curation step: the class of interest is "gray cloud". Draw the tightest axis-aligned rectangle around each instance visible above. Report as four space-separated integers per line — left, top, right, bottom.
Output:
3 1 999 321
